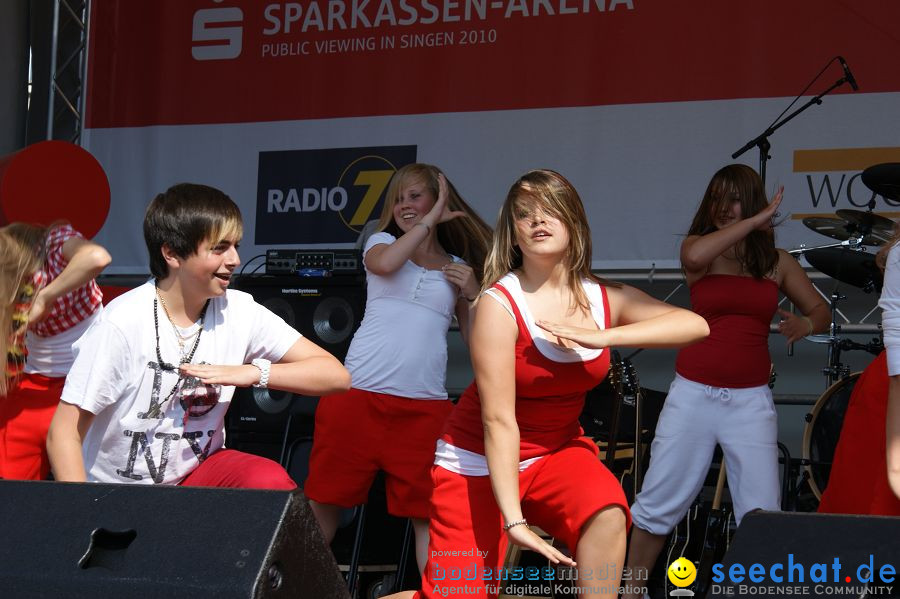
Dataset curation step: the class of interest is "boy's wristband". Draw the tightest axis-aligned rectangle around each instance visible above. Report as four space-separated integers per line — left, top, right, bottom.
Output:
251 358 271 388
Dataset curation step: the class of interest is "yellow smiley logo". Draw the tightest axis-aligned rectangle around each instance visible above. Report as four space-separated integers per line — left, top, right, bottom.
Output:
667 557 697 588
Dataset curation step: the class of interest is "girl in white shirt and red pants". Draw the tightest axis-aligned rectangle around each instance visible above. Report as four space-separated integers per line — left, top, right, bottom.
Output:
305 163 492 573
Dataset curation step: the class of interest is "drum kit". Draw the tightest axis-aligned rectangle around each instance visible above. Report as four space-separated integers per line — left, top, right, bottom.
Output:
791 207 888 384
795 162 900 501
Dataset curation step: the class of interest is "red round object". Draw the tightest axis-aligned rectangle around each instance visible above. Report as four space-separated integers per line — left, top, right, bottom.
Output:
0 140 110 238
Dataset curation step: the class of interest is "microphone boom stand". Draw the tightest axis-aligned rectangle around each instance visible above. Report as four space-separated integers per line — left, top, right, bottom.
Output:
732 74 853 185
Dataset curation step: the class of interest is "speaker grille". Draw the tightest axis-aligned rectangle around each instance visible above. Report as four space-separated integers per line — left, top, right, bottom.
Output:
227 275 366 439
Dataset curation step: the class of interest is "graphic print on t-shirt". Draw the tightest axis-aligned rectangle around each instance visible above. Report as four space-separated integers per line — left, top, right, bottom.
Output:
116 360 220 483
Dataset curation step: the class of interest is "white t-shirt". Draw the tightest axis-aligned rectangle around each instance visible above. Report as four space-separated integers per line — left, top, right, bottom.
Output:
343 231 463 399
61 281 301 484
25 309 100 377
880 243 900 376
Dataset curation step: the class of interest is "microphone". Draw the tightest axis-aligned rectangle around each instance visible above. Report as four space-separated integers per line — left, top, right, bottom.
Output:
838 56 859 91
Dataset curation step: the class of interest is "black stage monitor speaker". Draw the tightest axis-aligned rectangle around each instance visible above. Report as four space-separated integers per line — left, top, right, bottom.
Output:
228 275 366 441
0 480 349 599
708 511 900 598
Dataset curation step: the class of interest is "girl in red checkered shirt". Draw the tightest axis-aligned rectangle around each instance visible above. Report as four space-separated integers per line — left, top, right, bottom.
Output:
0 222 111 479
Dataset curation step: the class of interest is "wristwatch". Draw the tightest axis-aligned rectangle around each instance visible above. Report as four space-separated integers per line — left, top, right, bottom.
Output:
251 358 271 388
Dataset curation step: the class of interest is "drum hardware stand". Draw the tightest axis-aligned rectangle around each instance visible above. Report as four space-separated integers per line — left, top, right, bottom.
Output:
816 294 885 386
787 235 865 256
823 291 852 387
777 442 800 511
786 236 866 369
837 337 884 356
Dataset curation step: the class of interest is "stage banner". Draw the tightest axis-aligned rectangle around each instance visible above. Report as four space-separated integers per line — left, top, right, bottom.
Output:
73 0 900 273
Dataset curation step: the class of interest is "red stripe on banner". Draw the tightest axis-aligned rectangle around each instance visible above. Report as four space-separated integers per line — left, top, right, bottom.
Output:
85 1 900 128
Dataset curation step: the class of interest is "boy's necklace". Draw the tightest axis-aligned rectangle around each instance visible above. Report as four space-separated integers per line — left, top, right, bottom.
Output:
152 289 216 448
153 287 209 371
156 291 201 356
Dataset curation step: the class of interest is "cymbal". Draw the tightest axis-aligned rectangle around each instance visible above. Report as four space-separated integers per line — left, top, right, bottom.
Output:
835 209 895 244
801 216 889 246
804 248 883 292
861 162 900 201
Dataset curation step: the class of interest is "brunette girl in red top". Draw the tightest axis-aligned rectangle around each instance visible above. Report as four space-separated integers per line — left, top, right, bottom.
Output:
386 169 709 599
623 164 830 598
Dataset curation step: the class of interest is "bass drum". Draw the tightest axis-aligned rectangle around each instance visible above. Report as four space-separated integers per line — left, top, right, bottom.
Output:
802 372 860 500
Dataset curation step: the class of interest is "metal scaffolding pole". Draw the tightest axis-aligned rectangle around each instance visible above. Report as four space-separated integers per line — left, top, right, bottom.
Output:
46 0 88 143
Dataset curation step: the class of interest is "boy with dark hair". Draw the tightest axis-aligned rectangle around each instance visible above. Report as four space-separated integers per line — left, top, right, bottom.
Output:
47 183 351 486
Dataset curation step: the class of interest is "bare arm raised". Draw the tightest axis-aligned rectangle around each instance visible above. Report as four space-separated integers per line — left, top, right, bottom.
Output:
29 237 111 323
365 174 467 276
681 186 782 280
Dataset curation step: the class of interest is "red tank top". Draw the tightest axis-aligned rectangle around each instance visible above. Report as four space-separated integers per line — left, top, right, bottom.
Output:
442 279 611 459
675 274 778 388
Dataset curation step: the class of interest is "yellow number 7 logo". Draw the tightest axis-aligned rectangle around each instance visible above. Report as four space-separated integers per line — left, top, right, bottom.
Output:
347 169 394 227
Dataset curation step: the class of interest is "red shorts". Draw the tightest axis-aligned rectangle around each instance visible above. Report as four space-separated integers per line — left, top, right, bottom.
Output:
414 437 630 599
0 373 65 480
179 448 296 489
304 388 453 518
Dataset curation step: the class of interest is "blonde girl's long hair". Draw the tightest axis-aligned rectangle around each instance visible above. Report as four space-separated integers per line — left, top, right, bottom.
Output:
376 163 493 282
482 169 617 313
1 223 49 395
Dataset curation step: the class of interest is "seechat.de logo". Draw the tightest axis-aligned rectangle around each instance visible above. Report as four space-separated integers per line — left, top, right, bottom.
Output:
192 1 243 61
